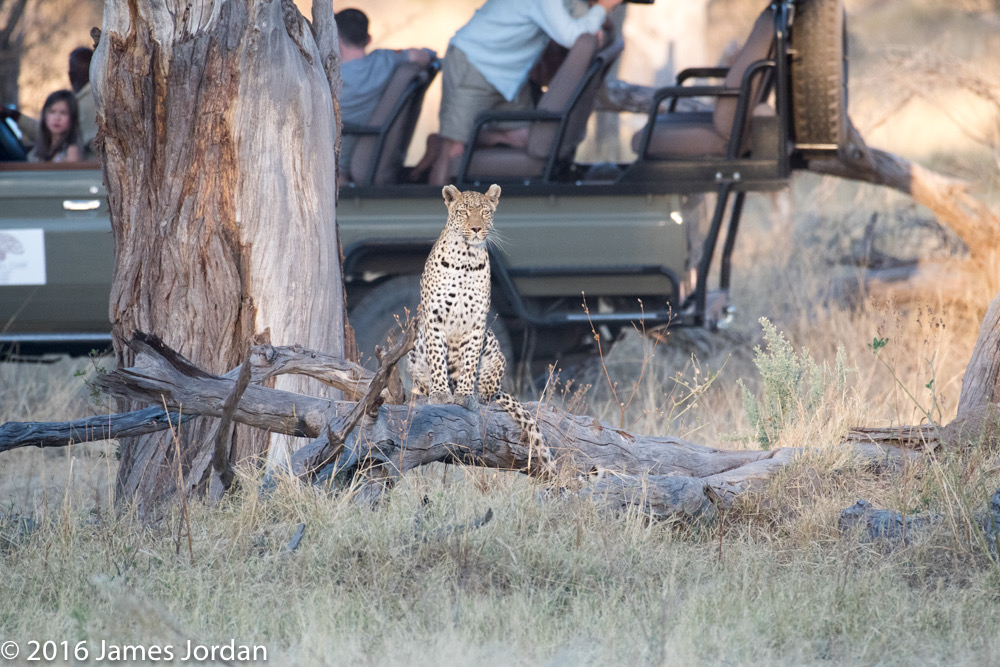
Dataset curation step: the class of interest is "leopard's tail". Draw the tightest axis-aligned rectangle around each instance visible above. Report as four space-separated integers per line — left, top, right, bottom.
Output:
493 391 555 475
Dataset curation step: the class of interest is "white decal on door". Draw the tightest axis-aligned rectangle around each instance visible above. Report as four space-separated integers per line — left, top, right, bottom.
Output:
0 229 46 285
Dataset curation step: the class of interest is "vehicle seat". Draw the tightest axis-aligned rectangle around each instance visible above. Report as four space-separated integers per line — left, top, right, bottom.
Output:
458 35 625 183
632 7 776 160
343 60 439 186
0 118 27 161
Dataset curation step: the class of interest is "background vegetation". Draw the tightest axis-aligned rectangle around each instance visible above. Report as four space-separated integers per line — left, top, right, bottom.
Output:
2 0 1000 664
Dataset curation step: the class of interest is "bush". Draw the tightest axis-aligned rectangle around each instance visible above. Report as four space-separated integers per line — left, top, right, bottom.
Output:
737 318 853 449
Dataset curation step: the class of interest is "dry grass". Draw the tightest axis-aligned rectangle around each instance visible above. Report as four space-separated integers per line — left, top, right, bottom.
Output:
1 447 999 664
3 173 1000 663
3 1 1000 664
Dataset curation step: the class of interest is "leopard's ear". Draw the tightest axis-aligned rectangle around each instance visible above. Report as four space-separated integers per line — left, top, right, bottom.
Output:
485 184 501 208
442 185 461 206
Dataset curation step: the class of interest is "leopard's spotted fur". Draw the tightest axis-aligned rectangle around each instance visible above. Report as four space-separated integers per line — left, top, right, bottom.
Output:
408 184 553 473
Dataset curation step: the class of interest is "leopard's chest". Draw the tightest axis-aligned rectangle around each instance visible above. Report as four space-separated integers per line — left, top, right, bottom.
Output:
421 237 490 336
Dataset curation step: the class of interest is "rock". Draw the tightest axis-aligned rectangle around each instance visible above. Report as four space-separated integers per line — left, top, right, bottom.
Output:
838 499 931 544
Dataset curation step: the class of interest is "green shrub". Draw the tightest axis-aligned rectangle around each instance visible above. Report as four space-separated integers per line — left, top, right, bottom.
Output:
737 318 853 449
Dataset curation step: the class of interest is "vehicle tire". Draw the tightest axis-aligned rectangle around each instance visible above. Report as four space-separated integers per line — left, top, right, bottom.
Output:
349 275 515 390
790 0 849 158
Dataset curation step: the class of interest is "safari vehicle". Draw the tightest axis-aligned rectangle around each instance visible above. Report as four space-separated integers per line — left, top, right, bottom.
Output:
0 0 848 368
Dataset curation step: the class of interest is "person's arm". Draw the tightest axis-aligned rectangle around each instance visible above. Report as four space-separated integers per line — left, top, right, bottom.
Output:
405 48 437 66
64 144 82 162
531 0 623 49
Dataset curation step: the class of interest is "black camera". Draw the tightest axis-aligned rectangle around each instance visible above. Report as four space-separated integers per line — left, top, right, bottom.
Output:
623 0 655 4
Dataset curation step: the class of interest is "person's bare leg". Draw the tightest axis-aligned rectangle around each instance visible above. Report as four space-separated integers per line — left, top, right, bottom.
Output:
409 133 442 182
430 137 466 186
478 126 529 148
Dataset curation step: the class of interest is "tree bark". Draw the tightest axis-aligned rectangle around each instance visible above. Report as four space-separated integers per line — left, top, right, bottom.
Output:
940 288 1000 449
91 0 343 518
958 291 1000 414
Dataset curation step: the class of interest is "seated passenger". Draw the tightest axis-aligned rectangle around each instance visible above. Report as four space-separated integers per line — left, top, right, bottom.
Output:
409 36 591 183
27 90 82 163
427 0 623 185
2 47 96 157
335 8 436 175
68 47 97 156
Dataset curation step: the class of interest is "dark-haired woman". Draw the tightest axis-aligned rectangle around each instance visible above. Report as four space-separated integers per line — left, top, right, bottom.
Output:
27 89 82 163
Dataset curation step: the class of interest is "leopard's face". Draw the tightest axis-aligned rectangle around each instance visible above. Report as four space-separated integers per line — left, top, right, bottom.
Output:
442 184 501 247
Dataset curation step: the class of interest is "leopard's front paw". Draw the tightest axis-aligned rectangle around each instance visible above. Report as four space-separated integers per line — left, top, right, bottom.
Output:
428 392 452 405
454 393 480 411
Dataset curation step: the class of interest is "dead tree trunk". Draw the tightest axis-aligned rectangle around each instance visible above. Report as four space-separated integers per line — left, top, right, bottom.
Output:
91 1 344 517
938 289 1000 448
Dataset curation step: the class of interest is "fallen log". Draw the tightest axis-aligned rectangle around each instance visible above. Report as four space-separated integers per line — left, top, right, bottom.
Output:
0 406 195 452
810 118 1000 270
0 334 921 522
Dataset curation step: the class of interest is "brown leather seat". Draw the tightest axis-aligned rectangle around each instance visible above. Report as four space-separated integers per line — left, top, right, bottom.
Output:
457 35 625 183
343 60 439 186
632 8 776 160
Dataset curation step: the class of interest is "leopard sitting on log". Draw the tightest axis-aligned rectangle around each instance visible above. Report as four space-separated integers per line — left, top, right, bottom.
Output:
408 184 554 473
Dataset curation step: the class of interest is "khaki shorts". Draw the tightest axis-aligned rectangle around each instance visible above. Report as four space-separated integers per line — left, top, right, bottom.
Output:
439 45 532 143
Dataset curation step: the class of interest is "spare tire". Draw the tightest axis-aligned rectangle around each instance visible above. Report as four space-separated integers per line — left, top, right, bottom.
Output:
790 0 849 158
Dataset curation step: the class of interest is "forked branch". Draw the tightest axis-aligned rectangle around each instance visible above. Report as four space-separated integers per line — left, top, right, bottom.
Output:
0 334 924 523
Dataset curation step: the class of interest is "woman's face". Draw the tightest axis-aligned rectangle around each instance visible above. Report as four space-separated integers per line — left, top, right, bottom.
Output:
45 100 71 136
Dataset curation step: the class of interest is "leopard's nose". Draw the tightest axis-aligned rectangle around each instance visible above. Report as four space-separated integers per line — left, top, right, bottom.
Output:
469 225 482 234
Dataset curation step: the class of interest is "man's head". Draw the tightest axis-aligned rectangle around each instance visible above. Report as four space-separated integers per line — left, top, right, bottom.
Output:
335 8 371 50
68 47 93 93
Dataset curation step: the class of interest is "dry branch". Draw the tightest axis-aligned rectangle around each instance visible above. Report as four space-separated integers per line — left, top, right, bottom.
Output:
811 117 1000 267
0 407 194 452
209 348 253 500
240 343 374 401
283 523 306 557
844 424 939 450
0 335 923 521
312 324 418 474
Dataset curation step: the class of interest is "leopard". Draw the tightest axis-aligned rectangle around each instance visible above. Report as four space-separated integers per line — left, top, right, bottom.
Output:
407 184 554 474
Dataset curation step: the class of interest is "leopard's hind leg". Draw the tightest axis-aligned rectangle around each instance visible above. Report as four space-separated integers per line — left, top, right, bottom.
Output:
407 330 432 396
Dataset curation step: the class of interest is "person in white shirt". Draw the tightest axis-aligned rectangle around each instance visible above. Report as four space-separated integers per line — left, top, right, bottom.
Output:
428 0 623 185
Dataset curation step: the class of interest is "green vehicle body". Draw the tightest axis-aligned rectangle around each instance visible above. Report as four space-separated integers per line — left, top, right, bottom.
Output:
0 0 847 363
0 168 689 360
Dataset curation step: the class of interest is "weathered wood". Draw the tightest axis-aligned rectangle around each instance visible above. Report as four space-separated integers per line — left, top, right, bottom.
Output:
239 343 374 401
309 0 343 181
0 407 193 452
314 325 417 474
958 291 1000 415
98 338 920 503
209 348 253 500
92 0 345 517
838 499 933 544
0 336 931 518
97 334 333 439
810 117 1000 267
283 523 306 557
582 474 718 524
844 424 939 450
